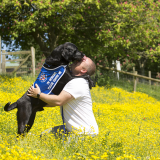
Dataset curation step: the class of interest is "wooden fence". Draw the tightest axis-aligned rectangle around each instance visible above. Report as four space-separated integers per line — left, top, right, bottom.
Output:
0 47 35 76
98 65 160 92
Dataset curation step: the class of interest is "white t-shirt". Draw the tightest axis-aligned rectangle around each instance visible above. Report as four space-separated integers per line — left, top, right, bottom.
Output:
62 78 98 135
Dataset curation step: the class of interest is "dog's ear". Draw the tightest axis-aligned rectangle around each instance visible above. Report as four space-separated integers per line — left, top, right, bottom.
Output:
61 48 72 61
62 43 78 61
64 42 78 50
45 50 62 65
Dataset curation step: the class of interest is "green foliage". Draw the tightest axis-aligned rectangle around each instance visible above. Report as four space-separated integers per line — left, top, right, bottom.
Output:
1 0 160 64
156 72 160 79
120 57 135 72
0 0 105 57
96 70 111 88
93 53 111 87
96 0 160 62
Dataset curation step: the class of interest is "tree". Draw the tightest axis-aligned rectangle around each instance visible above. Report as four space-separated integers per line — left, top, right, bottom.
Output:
0 0 106 57
1 0 160 72
96 0 160 75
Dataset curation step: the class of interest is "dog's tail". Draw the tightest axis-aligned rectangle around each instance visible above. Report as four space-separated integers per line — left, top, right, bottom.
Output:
4 102 17 111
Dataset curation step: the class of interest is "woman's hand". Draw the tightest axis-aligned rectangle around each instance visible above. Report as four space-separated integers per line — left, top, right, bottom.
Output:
27 84 41 98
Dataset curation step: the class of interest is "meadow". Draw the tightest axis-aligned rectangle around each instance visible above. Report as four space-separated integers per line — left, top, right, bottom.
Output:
0 75 160 160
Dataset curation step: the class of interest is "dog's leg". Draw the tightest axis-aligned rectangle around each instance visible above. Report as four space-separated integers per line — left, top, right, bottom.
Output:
25 112 37 133
17 105 32 135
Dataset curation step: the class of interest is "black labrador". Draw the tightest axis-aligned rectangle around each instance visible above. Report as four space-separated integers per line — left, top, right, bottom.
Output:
4 42 94 136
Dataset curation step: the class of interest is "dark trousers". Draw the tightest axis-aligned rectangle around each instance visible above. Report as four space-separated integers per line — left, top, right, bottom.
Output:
40 125 97 142
40 125 70 138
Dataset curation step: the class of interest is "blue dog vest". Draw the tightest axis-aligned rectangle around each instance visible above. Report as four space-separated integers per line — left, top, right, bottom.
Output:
33 65 66 95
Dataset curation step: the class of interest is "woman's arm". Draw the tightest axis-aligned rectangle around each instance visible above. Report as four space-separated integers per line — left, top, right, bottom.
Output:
27 84 74 107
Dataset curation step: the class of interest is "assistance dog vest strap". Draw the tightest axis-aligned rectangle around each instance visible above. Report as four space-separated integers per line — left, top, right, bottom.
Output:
33 65 66 95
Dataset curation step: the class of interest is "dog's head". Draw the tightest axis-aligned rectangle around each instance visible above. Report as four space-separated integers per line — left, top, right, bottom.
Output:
45 42 85 66
62 42 85 62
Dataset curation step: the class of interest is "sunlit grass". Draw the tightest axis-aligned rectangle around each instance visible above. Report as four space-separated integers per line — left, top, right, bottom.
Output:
0 75 160 159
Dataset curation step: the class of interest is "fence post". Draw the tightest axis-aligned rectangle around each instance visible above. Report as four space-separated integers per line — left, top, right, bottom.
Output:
133 71 137 92
133 67 135 82
31 47 35 77
0 36 1 73
149 71 151 85
156 72 158 86
2 50 6 74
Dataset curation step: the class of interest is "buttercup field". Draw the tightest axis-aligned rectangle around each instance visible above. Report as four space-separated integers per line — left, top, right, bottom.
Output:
0 76 160 160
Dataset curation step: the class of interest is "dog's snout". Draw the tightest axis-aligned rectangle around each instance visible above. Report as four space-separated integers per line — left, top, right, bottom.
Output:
73 51 85 61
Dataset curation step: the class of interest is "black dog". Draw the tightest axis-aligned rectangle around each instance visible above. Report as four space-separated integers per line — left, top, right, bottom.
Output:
4 42 94 136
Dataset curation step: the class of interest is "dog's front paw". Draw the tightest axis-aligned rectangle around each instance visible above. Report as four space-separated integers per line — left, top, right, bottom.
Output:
4 102 11 111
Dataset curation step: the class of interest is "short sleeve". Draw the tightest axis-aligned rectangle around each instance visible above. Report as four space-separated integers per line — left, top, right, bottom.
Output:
63 78 88 99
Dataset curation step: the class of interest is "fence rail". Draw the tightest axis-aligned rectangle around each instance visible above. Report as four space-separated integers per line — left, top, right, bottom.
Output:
0 47 35 76
98 65 160 92
3 51 31 55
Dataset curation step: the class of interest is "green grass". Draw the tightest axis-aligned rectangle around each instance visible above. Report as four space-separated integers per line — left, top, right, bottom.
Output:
109 77 160 101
